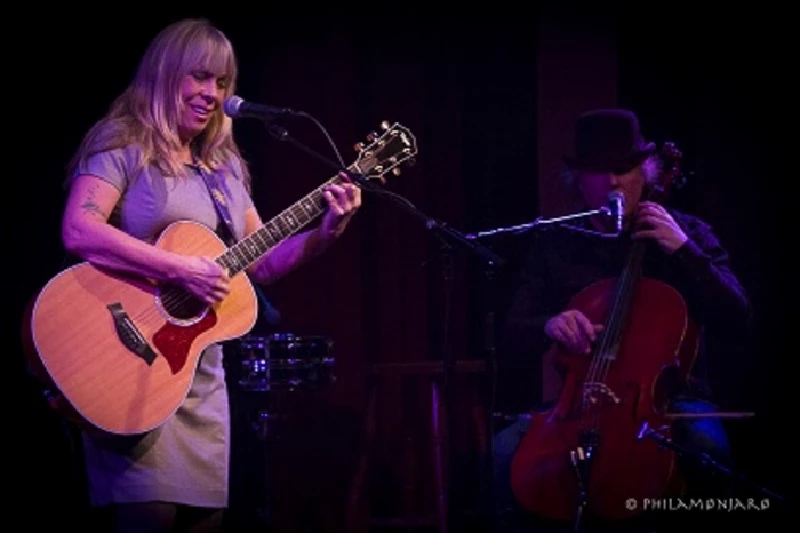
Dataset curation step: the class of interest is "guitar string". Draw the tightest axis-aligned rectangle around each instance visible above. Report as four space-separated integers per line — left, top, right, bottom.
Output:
131 144 405 324
140 186 327 321
152 137 413 313
157 131 414 315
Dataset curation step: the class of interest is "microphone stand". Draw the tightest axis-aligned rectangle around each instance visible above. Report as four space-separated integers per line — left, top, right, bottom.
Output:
263 121 505 530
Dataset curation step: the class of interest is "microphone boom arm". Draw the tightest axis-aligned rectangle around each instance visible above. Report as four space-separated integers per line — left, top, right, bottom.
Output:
466 206 619 240
264 121 504 267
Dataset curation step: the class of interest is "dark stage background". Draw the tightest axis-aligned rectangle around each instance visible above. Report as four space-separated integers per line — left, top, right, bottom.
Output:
10 7 788 532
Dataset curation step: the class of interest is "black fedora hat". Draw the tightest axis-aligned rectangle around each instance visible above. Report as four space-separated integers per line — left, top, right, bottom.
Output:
563 109 656 172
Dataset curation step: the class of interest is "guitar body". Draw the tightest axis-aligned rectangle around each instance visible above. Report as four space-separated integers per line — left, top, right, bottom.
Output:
24 221 258 435
21 120 419 436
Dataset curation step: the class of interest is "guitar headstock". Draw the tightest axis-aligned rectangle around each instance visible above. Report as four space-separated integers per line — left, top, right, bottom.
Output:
649 141 688 203
350 121 417 184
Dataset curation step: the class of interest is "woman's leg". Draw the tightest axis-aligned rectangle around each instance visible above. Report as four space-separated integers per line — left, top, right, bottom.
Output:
113 502 178 533
177 506 224 533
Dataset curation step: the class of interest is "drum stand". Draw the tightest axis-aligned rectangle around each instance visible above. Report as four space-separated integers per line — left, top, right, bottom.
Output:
227 343 314 530
253 391 293 528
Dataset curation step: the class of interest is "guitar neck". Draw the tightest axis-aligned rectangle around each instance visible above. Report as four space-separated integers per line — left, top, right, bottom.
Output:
215 168 351 276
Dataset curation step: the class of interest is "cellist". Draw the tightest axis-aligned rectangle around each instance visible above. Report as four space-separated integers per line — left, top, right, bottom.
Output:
493 109 752 530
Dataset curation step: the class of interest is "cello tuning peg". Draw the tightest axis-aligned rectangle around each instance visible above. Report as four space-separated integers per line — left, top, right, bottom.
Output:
392 167 401 176
406 157 416 167
381 120 391 130
354 142 365 151
366 131 378 142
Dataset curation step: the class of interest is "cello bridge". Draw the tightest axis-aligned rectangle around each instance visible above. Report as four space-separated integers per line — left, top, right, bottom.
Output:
583 381 621 406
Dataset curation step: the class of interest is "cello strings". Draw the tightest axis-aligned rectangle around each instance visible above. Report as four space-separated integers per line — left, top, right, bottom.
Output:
591 243 644 435
583 263 632 435
577 175 670 442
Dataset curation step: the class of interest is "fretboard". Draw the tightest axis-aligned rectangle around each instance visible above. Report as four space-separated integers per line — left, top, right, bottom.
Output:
215 172 346 276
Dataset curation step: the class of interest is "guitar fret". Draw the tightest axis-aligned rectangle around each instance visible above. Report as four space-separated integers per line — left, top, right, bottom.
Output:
242 239 258 263
216 182 332 278
216 186 328 277
291 203 310 224
282 211 299 230
299 197 316 217
223 251 235 271
265 221 282 242
227 249 241 268
252 230 268 251
222 253 234 272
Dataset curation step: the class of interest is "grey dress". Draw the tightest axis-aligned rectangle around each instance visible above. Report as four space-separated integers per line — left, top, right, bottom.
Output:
73 144 254 508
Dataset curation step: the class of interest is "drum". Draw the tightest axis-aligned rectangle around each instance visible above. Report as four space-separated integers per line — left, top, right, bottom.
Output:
236 333 335 392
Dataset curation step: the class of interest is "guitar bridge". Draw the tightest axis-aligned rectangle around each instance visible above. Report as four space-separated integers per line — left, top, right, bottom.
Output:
107 303 157 365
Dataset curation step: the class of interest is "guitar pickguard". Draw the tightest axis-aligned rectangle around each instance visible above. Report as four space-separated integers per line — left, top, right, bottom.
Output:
152 310 218 374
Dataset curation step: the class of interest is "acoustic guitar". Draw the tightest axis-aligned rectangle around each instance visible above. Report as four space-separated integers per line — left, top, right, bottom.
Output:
22 121 417 436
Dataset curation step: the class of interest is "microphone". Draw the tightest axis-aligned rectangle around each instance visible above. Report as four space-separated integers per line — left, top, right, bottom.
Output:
607 191 624 234
222 95 298 120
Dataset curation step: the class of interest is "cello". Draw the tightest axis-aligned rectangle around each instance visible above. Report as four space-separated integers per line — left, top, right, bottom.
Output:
509 142 695 526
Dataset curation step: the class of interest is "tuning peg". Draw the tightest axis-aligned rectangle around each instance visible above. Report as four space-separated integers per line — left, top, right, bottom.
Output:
381 120 391 130
405 157 416 167
366 131 378 142
353 142 365 151
392 167 401 176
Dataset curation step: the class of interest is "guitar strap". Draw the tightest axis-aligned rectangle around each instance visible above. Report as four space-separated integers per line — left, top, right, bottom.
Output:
194 160 282 327
194 161 237 247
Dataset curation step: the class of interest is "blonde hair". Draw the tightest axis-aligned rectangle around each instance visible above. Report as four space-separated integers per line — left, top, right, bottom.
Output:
67 18 250 189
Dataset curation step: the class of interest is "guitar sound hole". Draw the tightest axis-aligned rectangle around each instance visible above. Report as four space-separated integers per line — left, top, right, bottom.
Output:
160 286 207 321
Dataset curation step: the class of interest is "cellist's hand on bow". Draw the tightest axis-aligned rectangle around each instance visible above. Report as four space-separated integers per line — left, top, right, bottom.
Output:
632 201 688 255
544 310 604 354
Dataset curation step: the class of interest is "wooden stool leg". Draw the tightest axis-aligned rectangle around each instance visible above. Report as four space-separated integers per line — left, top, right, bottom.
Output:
431 380 447 533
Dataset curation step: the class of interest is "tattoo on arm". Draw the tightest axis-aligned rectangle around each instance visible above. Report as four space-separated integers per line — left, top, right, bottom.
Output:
80 183 108 219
